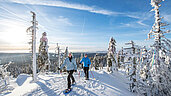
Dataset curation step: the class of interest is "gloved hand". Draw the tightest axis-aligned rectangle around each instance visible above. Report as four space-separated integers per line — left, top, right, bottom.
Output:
57 67 60 70
74 70 77 72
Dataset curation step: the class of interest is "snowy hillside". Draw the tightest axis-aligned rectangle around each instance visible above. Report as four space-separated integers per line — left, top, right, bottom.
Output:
1 68 136 96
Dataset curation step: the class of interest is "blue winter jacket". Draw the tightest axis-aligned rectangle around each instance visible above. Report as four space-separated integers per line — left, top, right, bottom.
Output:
60 57 77 71
80 57 91 67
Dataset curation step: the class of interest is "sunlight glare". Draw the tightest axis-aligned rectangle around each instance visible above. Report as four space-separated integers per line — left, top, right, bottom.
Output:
0 21 29 44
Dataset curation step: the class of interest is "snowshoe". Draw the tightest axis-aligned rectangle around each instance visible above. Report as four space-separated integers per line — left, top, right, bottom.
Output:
72 82 76 86
63 88 72 94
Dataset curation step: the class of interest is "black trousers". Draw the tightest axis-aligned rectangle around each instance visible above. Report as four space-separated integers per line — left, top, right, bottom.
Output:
67 70 75 89
83 67 89 79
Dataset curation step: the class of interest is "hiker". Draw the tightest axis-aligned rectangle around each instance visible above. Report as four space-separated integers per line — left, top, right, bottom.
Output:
59 52 77 92
79 54 91 80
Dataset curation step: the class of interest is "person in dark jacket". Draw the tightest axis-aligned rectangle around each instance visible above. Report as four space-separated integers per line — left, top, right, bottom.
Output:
60 52 77 92
80 54 91 80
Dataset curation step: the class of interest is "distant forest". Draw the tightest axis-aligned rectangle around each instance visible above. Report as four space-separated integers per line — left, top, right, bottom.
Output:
0 53 106 65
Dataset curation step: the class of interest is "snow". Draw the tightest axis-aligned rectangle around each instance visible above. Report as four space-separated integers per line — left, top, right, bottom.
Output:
16 74 29 86
2 68 136 96
8 76 38 96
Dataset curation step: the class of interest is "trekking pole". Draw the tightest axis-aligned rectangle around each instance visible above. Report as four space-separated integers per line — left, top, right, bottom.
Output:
60 72 69 89
78 70 80 79
90 70 95 80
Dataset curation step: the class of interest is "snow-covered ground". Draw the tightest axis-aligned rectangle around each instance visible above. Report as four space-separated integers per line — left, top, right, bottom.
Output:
1 68 136 96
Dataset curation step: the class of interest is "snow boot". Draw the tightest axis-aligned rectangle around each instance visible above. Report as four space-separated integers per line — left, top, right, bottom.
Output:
72 82 76 86
85 78 89 80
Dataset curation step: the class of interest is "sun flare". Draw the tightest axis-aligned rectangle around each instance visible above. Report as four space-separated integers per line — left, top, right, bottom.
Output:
0 20 29 44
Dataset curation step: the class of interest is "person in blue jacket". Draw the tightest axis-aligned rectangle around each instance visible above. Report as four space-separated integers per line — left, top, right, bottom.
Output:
79 54 91 80
59 52 77 92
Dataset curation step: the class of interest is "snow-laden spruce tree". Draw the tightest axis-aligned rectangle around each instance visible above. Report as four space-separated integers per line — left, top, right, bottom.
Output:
118 47 125 69
37 32 51 73
116 50 122 69
80 53 84 69
99 56 104 70
61 47 69 72
107 37 117 73
136 46 152 95
93 53 99 70
124 41 139 92
144 0 171 95
116 51 120 69
0 62 12 92
64 47 69 59
103 55 107 67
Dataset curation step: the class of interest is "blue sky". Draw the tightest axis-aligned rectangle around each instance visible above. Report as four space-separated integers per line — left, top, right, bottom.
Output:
0 0 171 53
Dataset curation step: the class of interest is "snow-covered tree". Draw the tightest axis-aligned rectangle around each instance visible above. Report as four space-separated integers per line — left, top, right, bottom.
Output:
107 37 117 73
136 46 152 95
61 47 69 72
61 46 69 64
143 0 171 95
102 55 107 67
37 32 51 73
116 51 121 69
118 47 126 69
93 54 99 70
0 62 11 80
77 53 84 69
123 41 142 92
53 43 61 73
64 47 69 58
99 56 104 70
0 62 11 92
